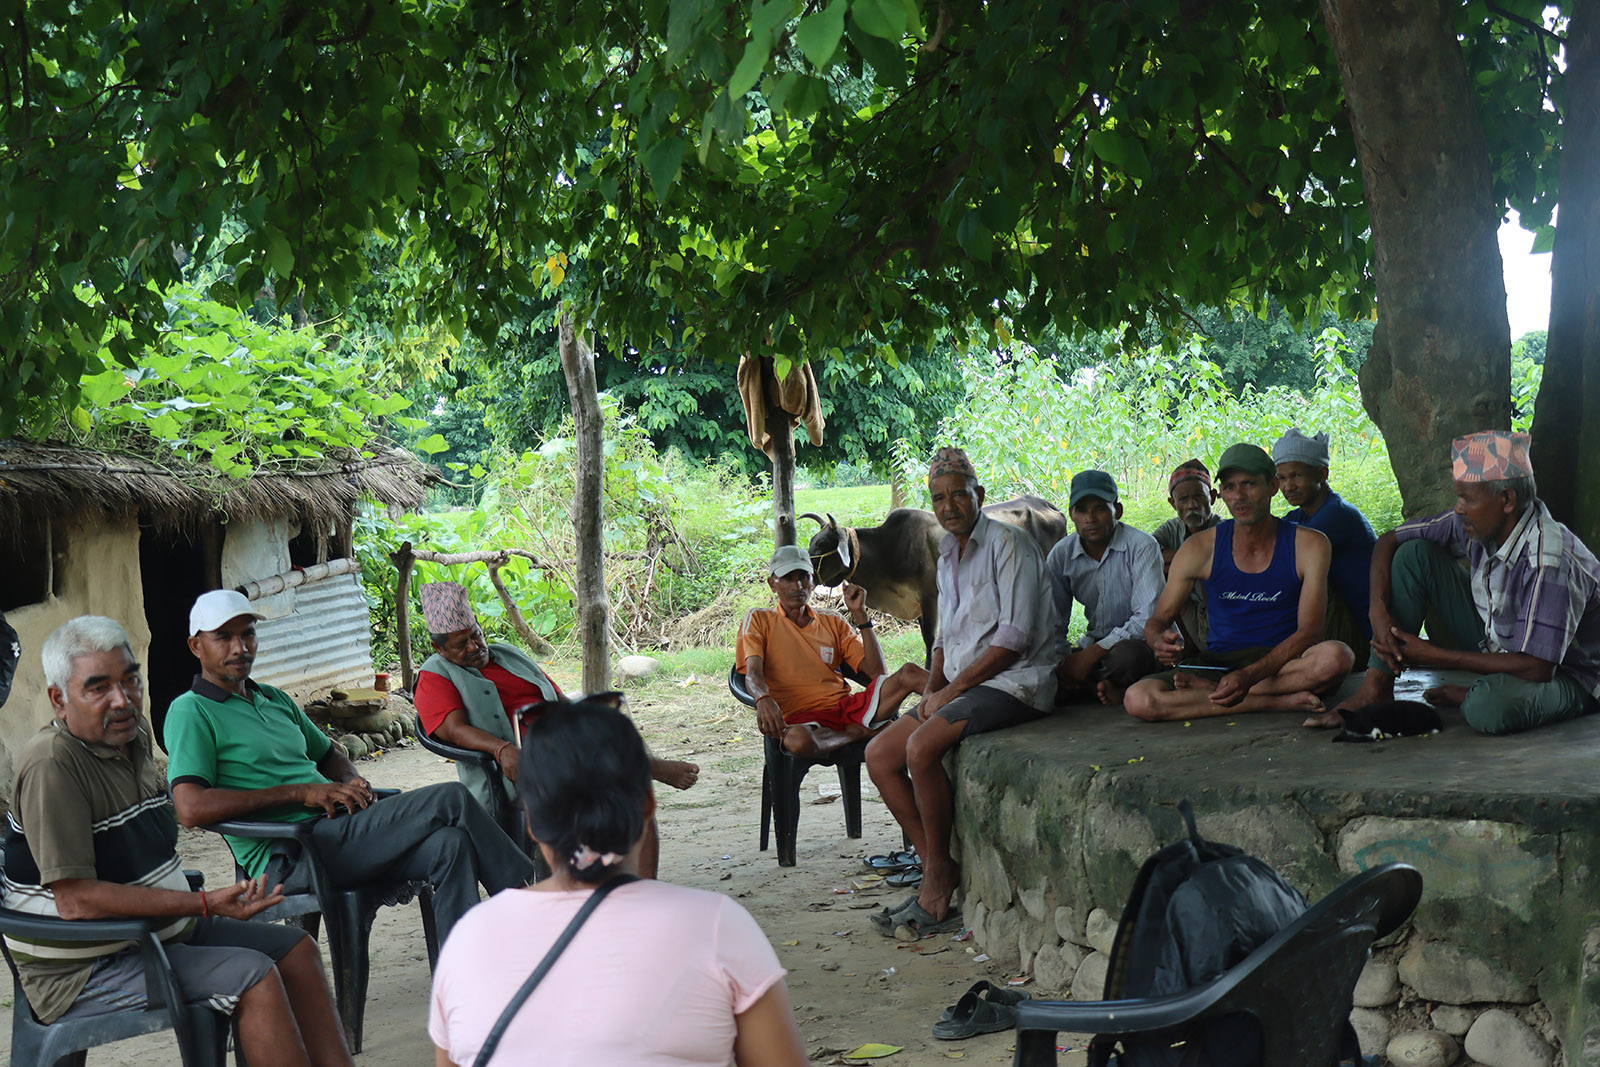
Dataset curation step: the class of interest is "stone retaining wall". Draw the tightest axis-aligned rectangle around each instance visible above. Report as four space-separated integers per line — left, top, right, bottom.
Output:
949 711 1600 1067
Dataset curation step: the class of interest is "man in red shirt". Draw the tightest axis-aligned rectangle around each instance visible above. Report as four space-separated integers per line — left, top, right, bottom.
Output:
413 583 698 816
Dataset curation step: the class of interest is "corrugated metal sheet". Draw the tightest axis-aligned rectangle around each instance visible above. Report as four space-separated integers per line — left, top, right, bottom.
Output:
251 572 374 694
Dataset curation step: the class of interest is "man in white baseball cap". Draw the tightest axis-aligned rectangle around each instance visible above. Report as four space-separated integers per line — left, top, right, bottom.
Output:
163 590 535 946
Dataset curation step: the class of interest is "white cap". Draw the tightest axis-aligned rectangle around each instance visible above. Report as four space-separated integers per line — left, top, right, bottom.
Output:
189 590 266 635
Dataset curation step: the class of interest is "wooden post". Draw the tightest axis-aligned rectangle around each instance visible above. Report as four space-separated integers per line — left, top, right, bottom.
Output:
559 308 611 694
391 542 416 692
764 359 798 548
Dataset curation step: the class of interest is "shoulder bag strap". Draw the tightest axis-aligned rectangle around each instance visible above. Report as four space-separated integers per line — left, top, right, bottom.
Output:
470 873 640 1067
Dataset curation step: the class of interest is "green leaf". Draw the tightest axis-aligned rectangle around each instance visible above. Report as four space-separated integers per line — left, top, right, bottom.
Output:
1530 224 1556 254
850 0 905 39
1087 130 1151 181
729 38 772 99
417 433 451 455
265 232 294 278
643 138 687 200
796 0 847 67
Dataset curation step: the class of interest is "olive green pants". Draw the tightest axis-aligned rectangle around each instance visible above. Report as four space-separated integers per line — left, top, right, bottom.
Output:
1373 540 1596 735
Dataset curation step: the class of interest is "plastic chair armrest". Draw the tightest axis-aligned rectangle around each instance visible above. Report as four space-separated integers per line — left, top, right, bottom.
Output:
0 908 158 942
1014 985 1237 1037
205 819 316 841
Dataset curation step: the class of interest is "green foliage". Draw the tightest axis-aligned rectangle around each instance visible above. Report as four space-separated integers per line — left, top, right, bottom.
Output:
62 290 411 475
903 328 1406 534
357 397 779 658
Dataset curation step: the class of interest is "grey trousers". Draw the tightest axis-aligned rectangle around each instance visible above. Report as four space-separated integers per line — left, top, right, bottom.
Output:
266 782 535 942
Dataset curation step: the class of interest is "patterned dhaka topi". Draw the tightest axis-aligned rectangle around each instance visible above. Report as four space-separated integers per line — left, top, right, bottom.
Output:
928 446 977 483
1168 459 1211 494
419 581 477 635
1452 430 1534 483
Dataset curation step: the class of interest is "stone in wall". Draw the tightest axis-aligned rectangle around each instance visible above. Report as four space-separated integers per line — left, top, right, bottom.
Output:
1354 959 1401 1007
1071 951 1109 1002
1432 1005 1480 1036
1387 1029 1461 1067
1463 1008 1553 1067
1018 920 1048 974
1350 1007 1392 1058
983 907 1023 972
1399 942 1536 1005
1194 803 1337 892
969 842 1012 909
1032 941 1085 992
1057 905 1088 946
1018 881 1049 922
1085 907 1117 956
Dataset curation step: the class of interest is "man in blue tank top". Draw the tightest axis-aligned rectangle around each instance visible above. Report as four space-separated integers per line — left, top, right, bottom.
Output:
1123 443 1356 723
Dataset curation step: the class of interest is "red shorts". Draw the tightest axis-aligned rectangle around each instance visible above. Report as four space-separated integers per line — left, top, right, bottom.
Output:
788 675 888 732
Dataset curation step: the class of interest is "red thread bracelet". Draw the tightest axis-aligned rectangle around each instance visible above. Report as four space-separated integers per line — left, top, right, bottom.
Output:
199 891 209 918
495 741 512 762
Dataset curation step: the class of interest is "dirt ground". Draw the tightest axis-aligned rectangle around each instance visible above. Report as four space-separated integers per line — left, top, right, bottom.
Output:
1 673 1096 1066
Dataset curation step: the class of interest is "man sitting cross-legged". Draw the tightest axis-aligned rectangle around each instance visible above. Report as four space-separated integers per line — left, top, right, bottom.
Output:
738 545 928 759
866 447 1058 936
2 616 351 1065
1274 427 1378 664
1319 430 1600 735
1044 470 1163 706
165 590 536 945
1150 459 1220 651
1124 443 1354 722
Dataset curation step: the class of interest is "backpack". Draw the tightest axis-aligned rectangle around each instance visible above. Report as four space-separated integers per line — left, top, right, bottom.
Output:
1086 800 1330 1067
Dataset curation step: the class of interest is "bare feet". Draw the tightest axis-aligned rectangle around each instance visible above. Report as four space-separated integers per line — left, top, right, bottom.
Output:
917 862 961 923
1303 709 1344 729
1424 685 1469 707
1314 669 1396 729
651 758 700 790
1172 671 1216 691
1096 679 1125 707
1259 691 1324 715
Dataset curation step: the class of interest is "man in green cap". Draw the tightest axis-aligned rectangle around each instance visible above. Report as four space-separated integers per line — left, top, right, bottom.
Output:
1123 443 1355 722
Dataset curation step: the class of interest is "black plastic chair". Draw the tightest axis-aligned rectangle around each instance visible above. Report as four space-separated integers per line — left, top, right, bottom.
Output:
0 846 229 1067
413 714 547 876
1011 862 1423 1067
728 665 874 867
202 788 439 1054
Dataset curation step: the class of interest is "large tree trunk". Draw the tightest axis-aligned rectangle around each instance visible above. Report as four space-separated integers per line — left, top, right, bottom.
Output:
559 308 611 694
1532 1 1600 549
1320 0 1512 520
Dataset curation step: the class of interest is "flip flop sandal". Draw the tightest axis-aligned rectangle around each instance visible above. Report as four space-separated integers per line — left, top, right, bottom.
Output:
863 849 918 872
938 981 1030 1021
869 897 921 935
879 900 963 939
931 990 1020 1040
870 893 920 920
885 865 923 888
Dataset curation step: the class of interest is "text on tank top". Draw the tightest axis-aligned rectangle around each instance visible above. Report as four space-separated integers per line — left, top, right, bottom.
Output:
1204 519 1302 653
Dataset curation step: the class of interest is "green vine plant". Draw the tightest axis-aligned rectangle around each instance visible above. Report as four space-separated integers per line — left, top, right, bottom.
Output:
59 288 422 475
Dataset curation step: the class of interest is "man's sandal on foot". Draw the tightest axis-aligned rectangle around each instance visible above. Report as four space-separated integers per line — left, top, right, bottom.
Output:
873 900 962 939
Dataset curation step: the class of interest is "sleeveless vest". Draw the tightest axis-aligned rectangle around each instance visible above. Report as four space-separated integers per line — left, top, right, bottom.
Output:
1205 521 1301 653
417 643 559 813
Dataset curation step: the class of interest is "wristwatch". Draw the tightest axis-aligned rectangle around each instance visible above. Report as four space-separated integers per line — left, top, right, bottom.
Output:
856 618 874 630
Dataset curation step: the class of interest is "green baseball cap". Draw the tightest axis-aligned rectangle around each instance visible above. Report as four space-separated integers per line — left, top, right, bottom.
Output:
1068 469 1119 509
1216 443 1276 480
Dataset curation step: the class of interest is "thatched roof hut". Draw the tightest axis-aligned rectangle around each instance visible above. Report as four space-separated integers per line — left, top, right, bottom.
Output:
0 441 429 540
0 440 436 792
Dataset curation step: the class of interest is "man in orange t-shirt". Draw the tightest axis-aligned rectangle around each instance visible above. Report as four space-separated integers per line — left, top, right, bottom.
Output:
737 545 928 758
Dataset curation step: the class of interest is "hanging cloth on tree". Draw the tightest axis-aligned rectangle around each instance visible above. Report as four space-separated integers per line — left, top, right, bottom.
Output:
737 354 825 458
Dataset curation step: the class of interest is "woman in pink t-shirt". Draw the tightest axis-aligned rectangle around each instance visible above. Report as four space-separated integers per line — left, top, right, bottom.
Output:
429 701 807 1067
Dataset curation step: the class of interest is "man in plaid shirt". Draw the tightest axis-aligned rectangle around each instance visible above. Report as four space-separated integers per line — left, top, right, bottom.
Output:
1321 430 1600 734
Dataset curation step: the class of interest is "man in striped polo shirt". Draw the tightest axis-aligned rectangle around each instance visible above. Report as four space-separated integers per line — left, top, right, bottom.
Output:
1 616 351 1064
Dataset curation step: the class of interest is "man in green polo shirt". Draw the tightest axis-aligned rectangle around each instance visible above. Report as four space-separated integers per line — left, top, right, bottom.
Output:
3 615 351 1064
165 591 535 944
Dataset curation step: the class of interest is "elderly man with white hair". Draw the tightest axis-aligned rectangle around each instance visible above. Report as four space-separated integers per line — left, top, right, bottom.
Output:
1273 427 1378 662
163 590 535 944
2 616 352 1064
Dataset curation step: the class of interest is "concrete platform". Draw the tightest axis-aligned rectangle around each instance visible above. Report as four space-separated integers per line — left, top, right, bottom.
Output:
951 670 1600 1064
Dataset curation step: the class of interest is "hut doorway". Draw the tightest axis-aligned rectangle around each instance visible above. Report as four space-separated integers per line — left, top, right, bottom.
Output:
140 519 220 751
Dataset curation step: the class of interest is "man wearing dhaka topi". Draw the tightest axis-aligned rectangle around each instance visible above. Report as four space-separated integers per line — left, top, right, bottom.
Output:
1322 430 1600 735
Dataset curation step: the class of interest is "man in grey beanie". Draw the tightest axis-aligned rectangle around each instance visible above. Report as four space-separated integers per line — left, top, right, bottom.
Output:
1273 428 1377 662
